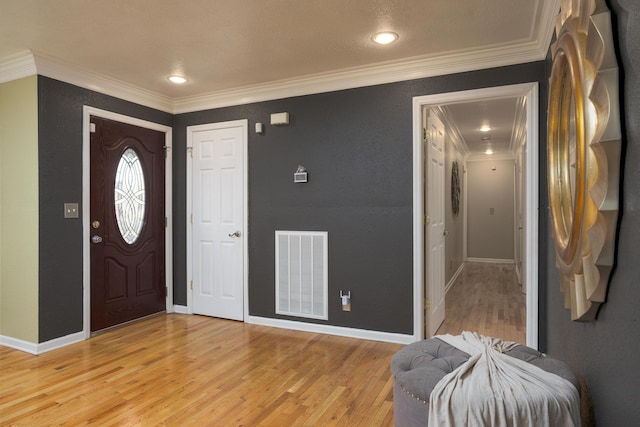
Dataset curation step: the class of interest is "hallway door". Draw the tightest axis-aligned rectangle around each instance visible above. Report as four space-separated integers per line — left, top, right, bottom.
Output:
90 116 167 332
426 111 446 337
189 120 247 321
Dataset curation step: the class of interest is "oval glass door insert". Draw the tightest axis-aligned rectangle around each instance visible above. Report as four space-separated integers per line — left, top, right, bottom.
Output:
114 148 146 244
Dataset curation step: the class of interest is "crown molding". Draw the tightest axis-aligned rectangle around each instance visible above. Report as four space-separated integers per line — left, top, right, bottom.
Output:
539 0 561 55
32 53 173 113
0 51 36 83
1 6 556 115
509 96 529 154
434 106 471 159
0 51 173 112
173 39 547 113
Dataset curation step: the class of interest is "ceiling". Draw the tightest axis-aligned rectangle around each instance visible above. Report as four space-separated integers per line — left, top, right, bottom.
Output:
444 97 526 159
0 0 557 156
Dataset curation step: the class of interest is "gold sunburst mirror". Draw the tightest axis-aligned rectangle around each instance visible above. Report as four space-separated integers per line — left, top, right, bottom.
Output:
548 0 621 320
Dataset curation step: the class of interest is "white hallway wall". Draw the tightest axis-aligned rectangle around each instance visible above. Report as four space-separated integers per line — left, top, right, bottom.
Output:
466 159 515 261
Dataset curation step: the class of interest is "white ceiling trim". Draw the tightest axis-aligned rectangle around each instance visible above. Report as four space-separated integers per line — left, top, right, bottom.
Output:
435 106 471 160
509 96 529 155
173 39 546 114
1 4 557 116
539 0 561 54
33 53 174 113
0 51 36 84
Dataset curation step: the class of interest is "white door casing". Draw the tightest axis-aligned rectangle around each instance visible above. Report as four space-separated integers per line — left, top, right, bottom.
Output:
187 120 248 321
82 106 173 339
412 83 539 349
516 145 527 293
426 111 446 337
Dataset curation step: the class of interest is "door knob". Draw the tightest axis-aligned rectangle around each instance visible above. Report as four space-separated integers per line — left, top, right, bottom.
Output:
443 230 449 236
228 231 241 238
92 235 103 243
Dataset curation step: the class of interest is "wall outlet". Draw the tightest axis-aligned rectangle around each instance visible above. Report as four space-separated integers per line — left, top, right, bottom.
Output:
64 203 79 219
340 290 351 312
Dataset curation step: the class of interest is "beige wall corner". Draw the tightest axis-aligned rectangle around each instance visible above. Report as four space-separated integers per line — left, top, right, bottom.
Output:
0 75 39 343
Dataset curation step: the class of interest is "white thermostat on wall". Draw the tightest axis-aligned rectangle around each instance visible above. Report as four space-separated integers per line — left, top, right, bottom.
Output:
294 165 308 183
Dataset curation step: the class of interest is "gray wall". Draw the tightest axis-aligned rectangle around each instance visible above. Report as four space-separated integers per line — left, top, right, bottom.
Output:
174 64 547 335
444 133 465 283
34 64 546 342
543 1 640 425
33 62 546 342
37 76 173 342
466 159 515 260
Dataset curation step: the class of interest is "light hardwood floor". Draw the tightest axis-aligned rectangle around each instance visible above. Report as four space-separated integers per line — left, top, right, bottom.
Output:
1 315 402 426
1 263 525 426
436 261 526 344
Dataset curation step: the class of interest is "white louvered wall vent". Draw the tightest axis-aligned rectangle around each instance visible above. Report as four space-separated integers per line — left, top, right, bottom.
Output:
275 231 328 320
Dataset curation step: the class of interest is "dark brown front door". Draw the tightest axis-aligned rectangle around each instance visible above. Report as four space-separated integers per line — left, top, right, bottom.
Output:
90 116 166 332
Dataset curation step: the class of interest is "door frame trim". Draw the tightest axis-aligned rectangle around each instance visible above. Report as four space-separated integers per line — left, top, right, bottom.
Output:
412 83 539 349
185 119 249 319
82 106 174 338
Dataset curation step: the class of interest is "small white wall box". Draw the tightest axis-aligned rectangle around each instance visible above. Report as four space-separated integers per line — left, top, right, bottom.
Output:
294 165 308 183
270 112 289 125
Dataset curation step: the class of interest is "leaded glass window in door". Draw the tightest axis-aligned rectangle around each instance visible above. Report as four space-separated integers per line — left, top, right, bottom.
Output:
114 148 146 244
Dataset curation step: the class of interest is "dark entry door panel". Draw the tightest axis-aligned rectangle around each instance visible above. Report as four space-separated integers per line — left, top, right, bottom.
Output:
90 116 166 331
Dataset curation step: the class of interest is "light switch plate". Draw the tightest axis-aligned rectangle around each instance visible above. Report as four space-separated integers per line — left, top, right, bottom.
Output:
64 203 79 218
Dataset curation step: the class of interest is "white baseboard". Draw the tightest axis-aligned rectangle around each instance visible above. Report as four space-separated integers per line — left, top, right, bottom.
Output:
173 305 188 314
0 331 85 355
445 262 465 294
466 257 515 264
1 313 415 354
0 335 38 354
246 315 415 345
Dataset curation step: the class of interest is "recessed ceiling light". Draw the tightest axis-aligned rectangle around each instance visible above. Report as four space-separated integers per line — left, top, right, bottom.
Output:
372 32 399 45
168 75 188 84
480 125 492 132
485 149 494 155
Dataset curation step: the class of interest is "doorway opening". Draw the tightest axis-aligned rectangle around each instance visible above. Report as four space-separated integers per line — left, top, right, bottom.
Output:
412 83 539 349
82 106 173 339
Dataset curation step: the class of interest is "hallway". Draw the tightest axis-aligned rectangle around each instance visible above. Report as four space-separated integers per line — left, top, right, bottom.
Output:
436 262 526 344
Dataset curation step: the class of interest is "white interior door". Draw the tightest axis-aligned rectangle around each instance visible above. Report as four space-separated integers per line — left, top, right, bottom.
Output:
426 111 446 336
189 121 246 321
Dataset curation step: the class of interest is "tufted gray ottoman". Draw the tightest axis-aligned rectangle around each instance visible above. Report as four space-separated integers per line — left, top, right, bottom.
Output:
390 338 580 427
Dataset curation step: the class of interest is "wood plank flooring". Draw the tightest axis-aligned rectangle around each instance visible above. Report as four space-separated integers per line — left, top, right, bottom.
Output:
1 262 525 426
0 315 402 426
436 262 526 344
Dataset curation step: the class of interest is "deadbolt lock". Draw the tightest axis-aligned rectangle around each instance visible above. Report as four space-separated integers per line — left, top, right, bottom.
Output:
92 220 101 229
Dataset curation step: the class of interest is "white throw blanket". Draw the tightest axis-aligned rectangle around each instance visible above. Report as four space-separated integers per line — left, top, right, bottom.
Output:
428 331 581 427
